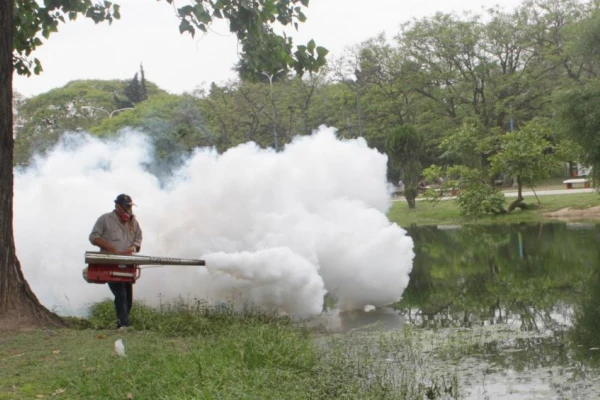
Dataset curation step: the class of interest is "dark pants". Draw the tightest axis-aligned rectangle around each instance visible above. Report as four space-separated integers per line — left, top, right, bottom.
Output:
108 282 133 328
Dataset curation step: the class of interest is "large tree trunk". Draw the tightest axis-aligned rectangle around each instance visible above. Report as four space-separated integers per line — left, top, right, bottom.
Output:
0 0 64 330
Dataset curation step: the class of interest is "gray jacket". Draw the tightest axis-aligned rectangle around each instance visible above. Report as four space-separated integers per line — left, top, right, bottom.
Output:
89 211 143 253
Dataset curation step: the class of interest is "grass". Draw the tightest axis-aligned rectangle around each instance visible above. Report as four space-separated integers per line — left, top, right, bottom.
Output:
0 301 460 400
388 192 600 227
0 327 324 400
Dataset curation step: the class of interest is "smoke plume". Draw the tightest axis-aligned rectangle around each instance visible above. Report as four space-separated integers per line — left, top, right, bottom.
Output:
14 127 414 318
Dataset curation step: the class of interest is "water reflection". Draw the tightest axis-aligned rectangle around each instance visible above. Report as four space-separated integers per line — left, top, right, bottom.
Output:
571 269 600 366
398 223 600 333
394 222 600 398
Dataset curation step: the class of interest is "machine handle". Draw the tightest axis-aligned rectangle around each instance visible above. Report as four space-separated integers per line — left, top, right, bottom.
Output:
110 271 135 278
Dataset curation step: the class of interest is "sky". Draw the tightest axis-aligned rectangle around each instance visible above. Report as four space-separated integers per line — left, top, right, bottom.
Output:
13 0 525 98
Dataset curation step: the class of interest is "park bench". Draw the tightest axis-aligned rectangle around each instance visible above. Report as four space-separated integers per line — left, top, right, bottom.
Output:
563 178 591 189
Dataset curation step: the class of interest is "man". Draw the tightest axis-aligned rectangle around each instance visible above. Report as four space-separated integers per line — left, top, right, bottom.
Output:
89 194 143 329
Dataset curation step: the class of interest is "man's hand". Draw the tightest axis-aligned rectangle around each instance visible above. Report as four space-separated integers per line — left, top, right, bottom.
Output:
125 246 137 254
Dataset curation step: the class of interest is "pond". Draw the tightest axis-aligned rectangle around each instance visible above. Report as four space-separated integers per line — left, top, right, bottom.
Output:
318 222 600 399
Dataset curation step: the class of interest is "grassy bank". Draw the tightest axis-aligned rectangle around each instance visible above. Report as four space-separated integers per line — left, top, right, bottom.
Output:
388 192 600 227
0 301 458 400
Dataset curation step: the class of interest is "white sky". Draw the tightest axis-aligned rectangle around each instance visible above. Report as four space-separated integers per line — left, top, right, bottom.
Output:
13 0 524 98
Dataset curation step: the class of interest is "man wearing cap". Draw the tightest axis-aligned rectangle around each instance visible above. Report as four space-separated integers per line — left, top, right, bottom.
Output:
89 194 143 329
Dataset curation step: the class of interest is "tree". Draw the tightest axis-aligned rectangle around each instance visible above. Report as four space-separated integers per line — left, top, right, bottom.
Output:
554 6 600 183
122 65 149 105
139 63 148 101
2 0 325 330
385 124 425 208
423 163 507 218
554 82 600 183
439 122 488 169
121 73 141 107
490 120 558 212
12 79 165 166
91 93 215 174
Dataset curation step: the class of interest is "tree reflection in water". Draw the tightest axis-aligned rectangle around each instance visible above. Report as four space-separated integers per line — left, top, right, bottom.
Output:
571 268 600 366
397 223 598 333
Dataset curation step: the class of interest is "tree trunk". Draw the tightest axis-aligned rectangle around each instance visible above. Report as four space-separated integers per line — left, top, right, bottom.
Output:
404 186 418 209
0 0 64 330
507 176 525 213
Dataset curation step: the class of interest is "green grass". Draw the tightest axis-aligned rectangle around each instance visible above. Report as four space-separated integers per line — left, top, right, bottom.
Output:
0 301 459 400
1 327 326 400
0 302 365 400
388 192 600 227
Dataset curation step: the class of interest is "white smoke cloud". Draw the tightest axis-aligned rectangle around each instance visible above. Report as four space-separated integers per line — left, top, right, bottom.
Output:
13 127 414 318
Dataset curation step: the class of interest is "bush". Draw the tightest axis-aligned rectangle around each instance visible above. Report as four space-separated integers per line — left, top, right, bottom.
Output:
455 183 506 219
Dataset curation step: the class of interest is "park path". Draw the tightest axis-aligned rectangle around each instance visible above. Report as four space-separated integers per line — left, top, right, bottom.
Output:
392 187 594 202
503 188 593 197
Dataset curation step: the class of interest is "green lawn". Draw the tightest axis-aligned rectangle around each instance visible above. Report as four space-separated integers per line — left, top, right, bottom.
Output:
388 192 600 227
0 328 329 400
0 301 456 400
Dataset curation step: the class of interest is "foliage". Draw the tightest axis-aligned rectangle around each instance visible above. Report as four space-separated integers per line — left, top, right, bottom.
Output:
198 74 329 151
490 119 563 211
422 164 454 200
118 65 149 108
167 0 327 77
454 181 507 219
234 28 293 82
490 120 558 190
12 79 165 165
554 82 600 183
12 0 599 178
7 0 598 223
439 122 492 168
563 6 600 76
13 0 120 75
91 93 214 170
422 164 506 218
385 124 425 208
425 119 564 217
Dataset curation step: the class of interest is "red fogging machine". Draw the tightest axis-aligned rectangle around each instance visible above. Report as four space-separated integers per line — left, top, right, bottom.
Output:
83 251 206 284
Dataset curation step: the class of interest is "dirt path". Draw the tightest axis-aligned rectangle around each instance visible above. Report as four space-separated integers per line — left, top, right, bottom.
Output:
544 205 600 220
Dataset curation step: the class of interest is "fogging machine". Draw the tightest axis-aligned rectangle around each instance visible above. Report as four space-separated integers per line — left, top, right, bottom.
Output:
83 251 206 284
